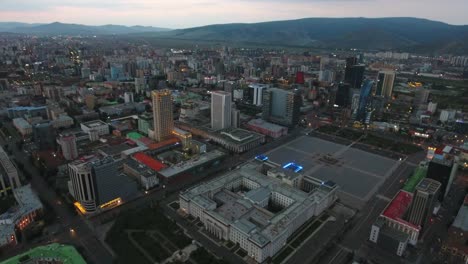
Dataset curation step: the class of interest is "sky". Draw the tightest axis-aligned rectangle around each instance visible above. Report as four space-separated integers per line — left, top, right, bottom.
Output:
1 0 467 29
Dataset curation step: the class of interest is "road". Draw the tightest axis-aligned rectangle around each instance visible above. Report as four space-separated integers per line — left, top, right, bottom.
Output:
0 134 114 264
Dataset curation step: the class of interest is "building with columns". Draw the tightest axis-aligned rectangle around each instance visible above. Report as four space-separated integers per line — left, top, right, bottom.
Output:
179 160 337 263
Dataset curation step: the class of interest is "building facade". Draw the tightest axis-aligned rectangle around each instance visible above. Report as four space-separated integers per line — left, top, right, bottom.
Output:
211 91 232 130
152 90 174 142
376 71 396 98
262 88 301 127
57 134 78 161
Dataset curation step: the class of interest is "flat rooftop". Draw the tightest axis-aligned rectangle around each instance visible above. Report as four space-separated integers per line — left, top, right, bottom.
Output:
264 136 400 207
159 149 225 178
382 190 419 230
1 243 86 264
82 119 108 128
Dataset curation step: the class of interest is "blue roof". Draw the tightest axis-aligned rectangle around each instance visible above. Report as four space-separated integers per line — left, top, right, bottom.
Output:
8 106 47 111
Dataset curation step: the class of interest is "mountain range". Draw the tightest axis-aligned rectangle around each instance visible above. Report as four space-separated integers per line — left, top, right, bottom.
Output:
0 22 169 35
1 18 468 54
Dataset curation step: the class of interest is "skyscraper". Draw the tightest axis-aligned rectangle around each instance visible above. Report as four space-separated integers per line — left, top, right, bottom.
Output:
376 71 396 98
57 134 78 161
427 157 458 200
335 83 351 107
262 88 301 127
356 80 374 122
344 57 365 89
408 178 441 228
211 91 232 130
152 89 174 142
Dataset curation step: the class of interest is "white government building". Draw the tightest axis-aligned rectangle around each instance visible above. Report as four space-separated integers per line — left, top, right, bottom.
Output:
179 160 337 263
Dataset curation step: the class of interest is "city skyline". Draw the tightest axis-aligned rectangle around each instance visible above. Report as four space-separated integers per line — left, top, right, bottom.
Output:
1 0 467 29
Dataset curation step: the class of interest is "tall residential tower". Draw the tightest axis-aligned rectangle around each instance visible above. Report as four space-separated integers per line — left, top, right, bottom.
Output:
152 90 174 142
211 91 232 130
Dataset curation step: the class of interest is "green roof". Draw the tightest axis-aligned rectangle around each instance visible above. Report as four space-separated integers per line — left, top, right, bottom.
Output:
127 132 144 140
1 243 86 264
402 167 427 193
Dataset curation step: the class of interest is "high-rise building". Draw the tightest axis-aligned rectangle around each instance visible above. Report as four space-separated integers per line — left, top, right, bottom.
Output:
408 178 441 228
33 122 56 150
135 77 147 94
231 109 240 128
152 89 174 142
376 71 396 98
335 83 351 107
248 84 267 106
344 57 365 89
211 91 232 130
57 134 78 161
427 158 458 200
262 88 301 127
356 80 374 122
68 157 138 213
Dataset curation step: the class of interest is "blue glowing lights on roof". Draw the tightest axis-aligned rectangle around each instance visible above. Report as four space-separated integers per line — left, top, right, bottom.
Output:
255 155 268 161
282 162 303 173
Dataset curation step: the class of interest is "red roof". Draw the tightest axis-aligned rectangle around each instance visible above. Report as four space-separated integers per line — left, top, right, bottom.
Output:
435 147 444 155
148 137 179 150
133 152 166 171
382 190 420 230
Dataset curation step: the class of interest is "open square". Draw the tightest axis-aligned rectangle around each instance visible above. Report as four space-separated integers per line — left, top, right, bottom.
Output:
266 136 400 208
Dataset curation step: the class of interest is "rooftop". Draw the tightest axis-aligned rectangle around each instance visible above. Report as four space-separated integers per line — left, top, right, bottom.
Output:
402 167 427 193
180 161 335 247
159 150 225 178
82 119 108 128
247 119 287 132
382 190 420 230
1 243 86 264
133 152 166 172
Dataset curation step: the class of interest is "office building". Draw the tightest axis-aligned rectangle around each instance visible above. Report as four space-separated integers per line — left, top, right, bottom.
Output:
124 92 134 103
376 71 396 98
0 146 21 196
152 89 174 142
33 122 56 150
408 178 441 229
211 91 232 130
335 83 351 107
68 157 138 213
370 190 421 257
262 88 301 127
135 77 147 94
80 120 109 136
138 113 153 135
248 84 268 106
179 161 337 263
231 109 240 128
344 57 365 89
427 158 458 200
356 80 374 122
57 134 78 161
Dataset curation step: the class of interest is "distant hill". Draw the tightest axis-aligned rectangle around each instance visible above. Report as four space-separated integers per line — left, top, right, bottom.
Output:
146 17 468 54
0 22 170 35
